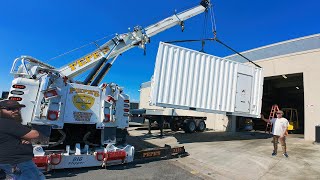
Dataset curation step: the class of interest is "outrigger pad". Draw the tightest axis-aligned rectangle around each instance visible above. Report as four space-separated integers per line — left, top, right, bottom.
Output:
134 144 189 160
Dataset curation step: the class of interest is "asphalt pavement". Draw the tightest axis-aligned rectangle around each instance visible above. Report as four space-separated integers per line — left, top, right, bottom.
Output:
45 159 202 180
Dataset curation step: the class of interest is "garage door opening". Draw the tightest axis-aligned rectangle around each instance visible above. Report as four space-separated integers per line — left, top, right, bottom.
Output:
259 73 304 135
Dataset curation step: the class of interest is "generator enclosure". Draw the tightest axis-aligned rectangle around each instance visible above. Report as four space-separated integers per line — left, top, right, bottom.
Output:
150 42 263 118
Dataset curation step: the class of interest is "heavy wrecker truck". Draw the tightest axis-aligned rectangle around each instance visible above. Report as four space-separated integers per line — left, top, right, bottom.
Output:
7 1 211 171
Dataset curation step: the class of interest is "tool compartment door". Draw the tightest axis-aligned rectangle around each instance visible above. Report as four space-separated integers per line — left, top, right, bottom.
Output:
63 83 101 124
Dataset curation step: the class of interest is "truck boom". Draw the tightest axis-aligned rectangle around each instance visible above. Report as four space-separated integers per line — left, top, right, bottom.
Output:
58 1 210 79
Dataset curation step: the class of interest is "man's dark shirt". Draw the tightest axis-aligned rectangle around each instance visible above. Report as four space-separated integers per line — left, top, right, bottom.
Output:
0 117 33 164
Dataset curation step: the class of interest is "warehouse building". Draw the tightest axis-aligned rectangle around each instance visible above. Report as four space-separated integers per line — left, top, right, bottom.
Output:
138 34 319 142
225 33 320 141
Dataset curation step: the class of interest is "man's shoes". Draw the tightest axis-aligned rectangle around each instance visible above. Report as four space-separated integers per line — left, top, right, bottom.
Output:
283 153 289 158
272 152 277 156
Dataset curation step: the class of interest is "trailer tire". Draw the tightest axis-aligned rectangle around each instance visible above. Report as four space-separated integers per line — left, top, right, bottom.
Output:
196 120 206 132
170 122 179 131
184 120 196 133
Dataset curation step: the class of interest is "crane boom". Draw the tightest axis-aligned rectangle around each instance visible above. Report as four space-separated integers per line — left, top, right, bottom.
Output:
58 0 210 78
145 5 206 37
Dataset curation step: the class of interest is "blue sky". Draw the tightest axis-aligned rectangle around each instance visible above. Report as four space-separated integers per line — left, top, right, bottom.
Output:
1 0 319 102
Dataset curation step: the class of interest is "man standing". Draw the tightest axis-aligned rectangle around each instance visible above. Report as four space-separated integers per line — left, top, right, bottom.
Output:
261 110 289 157
0 100 45 179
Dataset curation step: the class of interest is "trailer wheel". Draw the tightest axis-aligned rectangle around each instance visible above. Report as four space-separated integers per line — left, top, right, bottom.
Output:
196 120 206 132
184 120 196 133
170 122 179 131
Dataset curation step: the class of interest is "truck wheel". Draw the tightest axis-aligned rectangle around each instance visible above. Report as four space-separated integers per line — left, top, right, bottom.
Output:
170 122 179 131
196 120 206 132
184 120 196 133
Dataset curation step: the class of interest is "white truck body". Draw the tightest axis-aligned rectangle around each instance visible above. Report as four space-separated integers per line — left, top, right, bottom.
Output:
10 76 129 130
150 42 264 118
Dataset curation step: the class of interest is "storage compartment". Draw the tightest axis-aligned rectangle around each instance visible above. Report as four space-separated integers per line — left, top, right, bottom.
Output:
150 42 263 118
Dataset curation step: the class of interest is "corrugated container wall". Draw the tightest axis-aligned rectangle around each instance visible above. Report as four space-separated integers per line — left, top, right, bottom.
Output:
150 42 263 118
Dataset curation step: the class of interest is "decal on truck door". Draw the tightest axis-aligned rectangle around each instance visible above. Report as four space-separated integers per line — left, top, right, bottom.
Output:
73 112 93 121
64 85 101 123
72 94 95 111
69 88 99 111
69 88 100 97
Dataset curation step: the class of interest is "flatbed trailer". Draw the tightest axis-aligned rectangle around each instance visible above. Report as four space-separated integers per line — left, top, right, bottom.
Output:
131 108 207 136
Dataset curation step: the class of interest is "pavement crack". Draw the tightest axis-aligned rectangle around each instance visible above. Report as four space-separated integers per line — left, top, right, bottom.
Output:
258 158 282 180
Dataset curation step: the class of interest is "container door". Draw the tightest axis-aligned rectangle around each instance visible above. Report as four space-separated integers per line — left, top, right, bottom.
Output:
235 74 252 113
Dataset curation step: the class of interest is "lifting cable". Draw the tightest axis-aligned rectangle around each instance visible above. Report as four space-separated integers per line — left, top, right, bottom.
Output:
209 3 217 38
45 33 116 63
201 7 209 52
165 3 262 69
214 38 262 68
165 38 261 69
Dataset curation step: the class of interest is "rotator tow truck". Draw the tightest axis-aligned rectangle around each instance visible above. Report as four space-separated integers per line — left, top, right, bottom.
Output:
7 1 211 171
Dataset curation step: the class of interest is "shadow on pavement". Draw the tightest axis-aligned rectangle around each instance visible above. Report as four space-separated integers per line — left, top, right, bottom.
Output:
45 166 102 179
133 127 273 144
44 157 178 179
44 164 141 179
173 131 273 144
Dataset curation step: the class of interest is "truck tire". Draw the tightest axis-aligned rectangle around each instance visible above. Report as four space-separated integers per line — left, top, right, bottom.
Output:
196 120 206 132
170 121 179 131
184 120 196 133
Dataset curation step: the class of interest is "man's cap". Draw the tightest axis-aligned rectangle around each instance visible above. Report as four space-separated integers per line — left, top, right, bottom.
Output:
277 110 284 115
0 100 26 109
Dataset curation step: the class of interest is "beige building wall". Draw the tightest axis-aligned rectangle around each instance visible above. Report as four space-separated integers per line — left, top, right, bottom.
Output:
253 48 320 141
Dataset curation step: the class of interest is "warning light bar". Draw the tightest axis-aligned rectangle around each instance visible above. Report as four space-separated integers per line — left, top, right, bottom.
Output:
12 84 26 89
9 97 22 101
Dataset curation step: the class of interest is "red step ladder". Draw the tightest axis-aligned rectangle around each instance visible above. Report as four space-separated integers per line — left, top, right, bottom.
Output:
265 104 279 134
